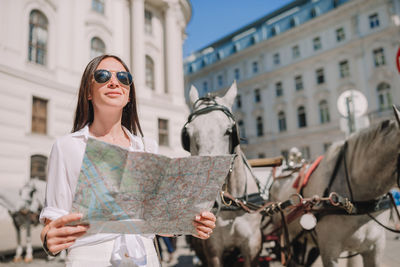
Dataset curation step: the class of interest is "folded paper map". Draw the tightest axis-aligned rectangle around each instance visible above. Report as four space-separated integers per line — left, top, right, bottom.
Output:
70 138 234 235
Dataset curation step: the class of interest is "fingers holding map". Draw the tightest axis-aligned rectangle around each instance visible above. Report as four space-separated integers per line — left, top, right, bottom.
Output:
69 138 234 235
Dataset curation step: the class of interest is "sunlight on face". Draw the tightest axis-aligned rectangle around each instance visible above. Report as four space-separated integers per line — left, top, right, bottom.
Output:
90 57 130 112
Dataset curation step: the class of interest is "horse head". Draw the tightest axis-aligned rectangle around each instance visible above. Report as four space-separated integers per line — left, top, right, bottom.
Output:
182 82 239 156
332 105 400 201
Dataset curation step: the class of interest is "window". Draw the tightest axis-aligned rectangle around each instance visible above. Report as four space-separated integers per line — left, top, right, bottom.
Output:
316 68 325 84
254 89 261 103
249 36 257 45
373 48 386 67
297 106 307 128
236 95 242 109
252 61 259 74
256 116 263 137
32 96 47 134
145 10 153 35
323 142 331 152
319 100 330 124
276 82 283 97
232 44 238 54
289 17 297 28
295 75 303 91
258 153 265 159
217 75 223 87
238 120 246 138
292 45 300 59
234 68 240 80
92 0 105 14
310 7 318 18
203 81 208 92
28 10 48 65
300 146 310 160
281 150 289 162
339 60 350 78
90 37 106 59
145 55 155 90
369 13 380 29
273 53 280 65
336 28 345 42
313 37 322 51
30 155 47 181
278 111 287 132
377 83 392 110
270 27 277 37
158 119 169 146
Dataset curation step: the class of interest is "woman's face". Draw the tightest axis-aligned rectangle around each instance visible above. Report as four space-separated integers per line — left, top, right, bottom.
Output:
89 57 131 112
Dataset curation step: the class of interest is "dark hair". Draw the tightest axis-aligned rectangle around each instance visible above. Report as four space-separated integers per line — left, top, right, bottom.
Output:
72 54 143 136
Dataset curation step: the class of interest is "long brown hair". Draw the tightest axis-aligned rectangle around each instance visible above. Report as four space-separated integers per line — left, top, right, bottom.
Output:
72 54 143 136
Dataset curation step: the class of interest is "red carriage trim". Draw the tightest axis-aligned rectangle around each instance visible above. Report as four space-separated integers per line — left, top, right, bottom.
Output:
293 156 324 189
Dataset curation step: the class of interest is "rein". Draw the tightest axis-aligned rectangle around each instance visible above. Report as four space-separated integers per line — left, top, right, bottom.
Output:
321 140 400 232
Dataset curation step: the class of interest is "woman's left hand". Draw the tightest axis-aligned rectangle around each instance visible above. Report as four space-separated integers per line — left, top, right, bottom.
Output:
192 211 216 239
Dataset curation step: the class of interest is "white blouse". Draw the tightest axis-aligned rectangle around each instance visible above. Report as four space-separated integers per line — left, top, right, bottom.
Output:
39 125 158 265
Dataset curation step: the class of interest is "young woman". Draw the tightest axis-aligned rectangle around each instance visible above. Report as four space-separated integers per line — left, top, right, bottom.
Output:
39 54 216 266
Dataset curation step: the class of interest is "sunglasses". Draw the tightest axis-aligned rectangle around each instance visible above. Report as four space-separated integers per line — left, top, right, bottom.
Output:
93 69 133 86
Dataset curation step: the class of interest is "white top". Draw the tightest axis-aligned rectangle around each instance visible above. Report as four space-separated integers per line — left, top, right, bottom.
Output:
39 125 158 266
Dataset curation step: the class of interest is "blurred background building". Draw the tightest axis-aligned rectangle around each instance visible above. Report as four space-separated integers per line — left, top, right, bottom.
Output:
0 0 191 250
0 0 191 187
184 0 400 160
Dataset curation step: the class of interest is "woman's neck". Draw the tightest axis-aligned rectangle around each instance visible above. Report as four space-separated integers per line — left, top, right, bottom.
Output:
89 110 130 147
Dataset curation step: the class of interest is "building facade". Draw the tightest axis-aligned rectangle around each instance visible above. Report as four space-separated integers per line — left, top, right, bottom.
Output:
0 0 191 192
184 0 400 160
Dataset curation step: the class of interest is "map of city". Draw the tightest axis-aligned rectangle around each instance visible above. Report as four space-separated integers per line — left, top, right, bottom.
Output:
70 138 234 235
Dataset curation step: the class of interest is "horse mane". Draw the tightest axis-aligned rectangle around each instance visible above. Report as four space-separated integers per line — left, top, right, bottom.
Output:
347 119 397 151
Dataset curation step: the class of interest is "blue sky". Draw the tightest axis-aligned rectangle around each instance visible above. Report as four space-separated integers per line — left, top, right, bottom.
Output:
183 0 294 57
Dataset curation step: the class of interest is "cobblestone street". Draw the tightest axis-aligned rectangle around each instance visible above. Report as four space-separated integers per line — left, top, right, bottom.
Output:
1 231 399 267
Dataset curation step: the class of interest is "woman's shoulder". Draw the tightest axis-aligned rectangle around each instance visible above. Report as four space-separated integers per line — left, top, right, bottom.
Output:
51 128 88 152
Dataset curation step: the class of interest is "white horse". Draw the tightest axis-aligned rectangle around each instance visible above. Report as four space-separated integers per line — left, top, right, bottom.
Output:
183 82 263 267
269 106 400 267
0 178 45 262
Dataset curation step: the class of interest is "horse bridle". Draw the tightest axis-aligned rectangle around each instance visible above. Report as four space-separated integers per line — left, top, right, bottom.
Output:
181 96 240 154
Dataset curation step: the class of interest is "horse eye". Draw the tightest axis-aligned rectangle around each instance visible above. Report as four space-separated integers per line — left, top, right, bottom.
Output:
225 128 232 136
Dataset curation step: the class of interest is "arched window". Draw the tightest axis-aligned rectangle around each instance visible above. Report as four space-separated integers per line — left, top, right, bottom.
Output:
256 116 264 137
377 83 392 110
31 155 47 181
28 10 48 65
297 106 307 128
278 111 287 132
319 100 330 124
90 37 105 59
146 55 155 90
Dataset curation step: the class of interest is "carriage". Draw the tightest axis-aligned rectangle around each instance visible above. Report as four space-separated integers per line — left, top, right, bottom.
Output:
183 82 400 267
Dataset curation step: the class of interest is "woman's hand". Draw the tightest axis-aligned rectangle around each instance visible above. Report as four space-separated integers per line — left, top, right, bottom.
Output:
41 213 89 254
192 211 216 239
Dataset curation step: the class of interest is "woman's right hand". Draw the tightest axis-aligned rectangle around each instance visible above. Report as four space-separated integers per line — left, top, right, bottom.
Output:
41 213 89 254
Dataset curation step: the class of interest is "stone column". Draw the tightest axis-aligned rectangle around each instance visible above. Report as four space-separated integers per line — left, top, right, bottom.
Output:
164 2 185 100
131 0 145 88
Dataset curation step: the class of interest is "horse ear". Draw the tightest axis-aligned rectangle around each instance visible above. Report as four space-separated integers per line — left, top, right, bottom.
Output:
393 105 400 127
189 85 199 109
222 81 238 108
